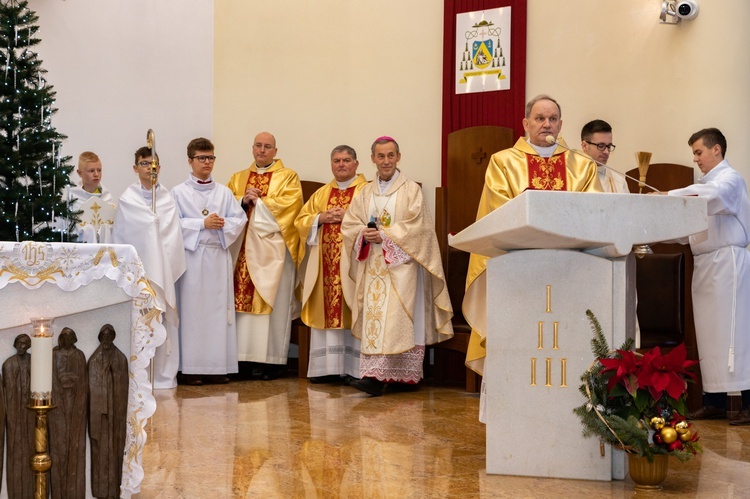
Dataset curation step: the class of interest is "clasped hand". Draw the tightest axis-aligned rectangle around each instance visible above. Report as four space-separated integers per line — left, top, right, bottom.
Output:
362 226 382 244
320 207 346 224
204 213 225 230
243 187 262 205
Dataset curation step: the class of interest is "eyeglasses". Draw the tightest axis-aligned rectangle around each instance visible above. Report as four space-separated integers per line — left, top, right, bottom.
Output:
585 141 616 152
137 161 154 167
191 155 216 163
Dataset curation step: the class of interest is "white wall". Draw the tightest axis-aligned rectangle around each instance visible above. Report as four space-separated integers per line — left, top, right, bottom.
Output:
527 0 750 180
33 0 750 207
35 0 214 199
212 0 444 212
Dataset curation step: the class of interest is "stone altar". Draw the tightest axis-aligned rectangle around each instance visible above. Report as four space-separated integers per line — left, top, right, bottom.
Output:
449 191 707 480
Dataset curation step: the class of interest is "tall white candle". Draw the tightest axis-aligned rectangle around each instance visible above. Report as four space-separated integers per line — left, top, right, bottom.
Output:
30 318 54 402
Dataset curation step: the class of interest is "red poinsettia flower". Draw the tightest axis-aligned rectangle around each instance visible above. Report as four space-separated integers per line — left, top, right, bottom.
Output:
577 311 704 460
600 349 640 395
637 344 698 400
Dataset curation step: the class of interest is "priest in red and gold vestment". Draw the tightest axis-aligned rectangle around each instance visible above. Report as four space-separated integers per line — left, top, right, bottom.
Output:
228 132 303 380
295 145 368 383
464 95 602 378
342 137 454 396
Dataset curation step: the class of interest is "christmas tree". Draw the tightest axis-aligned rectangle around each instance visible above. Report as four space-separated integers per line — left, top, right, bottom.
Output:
0 0 77 242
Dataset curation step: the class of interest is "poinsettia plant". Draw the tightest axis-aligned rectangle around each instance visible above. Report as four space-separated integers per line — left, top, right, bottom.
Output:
574 310 704 462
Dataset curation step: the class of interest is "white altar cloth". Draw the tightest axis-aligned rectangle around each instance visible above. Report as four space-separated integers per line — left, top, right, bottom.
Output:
0 241 165 498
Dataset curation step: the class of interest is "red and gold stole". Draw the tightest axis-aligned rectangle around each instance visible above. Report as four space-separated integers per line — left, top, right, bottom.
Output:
321 185 357 328
234 170 273 312
527 153 567 191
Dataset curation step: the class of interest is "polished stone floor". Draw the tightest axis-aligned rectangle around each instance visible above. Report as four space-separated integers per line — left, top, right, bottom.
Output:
135 378 750 498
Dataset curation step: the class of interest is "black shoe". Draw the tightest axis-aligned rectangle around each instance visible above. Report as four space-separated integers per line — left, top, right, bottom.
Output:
260 365 286 381
388 381 420 392
309 375 344 384
204 375 230 384
237 361 257 380
687 406 727 420
350 377 385 396
177 374 203 386
342 375 358 386
730 407 750 426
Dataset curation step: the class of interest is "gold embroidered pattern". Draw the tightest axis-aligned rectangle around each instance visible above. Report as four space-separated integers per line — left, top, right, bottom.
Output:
321 186 356 328
79 201 102 227
93 246 108 266
0 242 64 285
233 170 273 312
248 170 272 199
363 253 389 350
528 153 567 191
233 246 254 311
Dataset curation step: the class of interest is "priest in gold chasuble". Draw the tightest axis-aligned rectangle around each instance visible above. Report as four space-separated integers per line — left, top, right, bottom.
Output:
228 132 303 379
342 137 454 396
295 145 368 382
463 95 602 377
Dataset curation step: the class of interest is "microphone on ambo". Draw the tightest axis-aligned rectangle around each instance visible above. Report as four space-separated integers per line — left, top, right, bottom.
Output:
544 135 660 193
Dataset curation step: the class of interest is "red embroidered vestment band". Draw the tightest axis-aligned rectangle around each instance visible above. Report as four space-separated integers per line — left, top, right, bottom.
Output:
321 185 356 328
234 170 273 312
527 153 567 191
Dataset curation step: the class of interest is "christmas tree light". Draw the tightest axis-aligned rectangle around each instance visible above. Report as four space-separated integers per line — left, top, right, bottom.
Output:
0 0 77 242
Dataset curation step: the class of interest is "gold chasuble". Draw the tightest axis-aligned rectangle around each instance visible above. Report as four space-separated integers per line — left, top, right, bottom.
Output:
295 174 367 330
228 160 303 314
341 172 454 355
463 137 602 374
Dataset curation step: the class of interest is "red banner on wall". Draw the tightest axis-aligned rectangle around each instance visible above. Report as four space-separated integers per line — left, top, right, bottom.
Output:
441 0 527 184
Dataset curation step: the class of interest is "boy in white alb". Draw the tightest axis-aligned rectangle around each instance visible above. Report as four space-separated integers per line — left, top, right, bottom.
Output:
113 146 186 389
171 138 247 385
667 128 750 425
69 151 114 242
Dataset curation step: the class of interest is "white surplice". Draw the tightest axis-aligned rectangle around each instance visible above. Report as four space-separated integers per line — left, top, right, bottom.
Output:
597 166 629 194
69 184 114 211
669 160 750 392
56 184 115 243
70 185 115 243
113 182 187 389
171 175 247 375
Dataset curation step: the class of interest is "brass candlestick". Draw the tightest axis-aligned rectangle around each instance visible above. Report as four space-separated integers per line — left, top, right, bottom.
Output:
633 151 655 257
28 398 55 499
29 317 55 499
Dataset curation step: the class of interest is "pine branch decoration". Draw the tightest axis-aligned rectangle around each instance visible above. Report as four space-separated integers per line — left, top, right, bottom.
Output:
574 310 702 461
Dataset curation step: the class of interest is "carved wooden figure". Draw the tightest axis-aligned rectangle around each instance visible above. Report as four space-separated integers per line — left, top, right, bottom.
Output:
50 327 88 499
2 334 35 499
87 324 129 499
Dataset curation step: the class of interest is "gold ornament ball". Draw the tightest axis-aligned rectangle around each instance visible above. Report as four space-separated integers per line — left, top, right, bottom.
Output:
650 417 666 430
675 421 689 434
679 430 693 442
661 426 678 444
